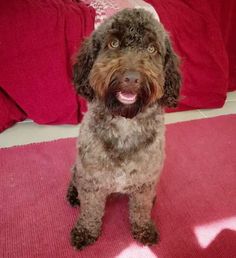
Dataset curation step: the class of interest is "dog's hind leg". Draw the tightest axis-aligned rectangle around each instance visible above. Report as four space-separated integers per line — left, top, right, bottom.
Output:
67 182 80 206
66 166 80 206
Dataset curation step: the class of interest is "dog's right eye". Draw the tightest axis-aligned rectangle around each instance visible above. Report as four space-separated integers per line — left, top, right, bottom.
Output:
108 39 120 49
147 45 157 54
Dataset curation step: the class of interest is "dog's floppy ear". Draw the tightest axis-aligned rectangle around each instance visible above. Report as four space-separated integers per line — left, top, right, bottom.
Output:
73 37 98 102
159 37 181 107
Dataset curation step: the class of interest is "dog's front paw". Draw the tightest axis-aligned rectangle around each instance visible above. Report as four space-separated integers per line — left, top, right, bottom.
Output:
131 221 160 245
71 225 98 250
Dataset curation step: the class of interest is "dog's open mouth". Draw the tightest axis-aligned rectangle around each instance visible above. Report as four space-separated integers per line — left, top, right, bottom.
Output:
116 91 137 104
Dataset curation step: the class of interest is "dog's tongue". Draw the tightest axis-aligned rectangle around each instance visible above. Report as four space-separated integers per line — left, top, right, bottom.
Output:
117 91 137 104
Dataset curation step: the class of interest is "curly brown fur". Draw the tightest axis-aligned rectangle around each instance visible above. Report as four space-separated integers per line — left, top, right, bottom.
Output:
69 8 181 249
73 9 181 109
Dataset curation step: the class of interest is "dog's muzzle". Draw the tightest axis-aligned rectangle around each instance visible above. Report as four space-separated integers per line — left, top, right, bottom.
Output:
116 70 141 105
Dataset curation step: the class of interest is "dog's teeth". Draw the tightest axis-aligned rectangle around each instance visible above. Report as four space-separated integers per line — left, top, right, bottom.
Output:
117 92 137 104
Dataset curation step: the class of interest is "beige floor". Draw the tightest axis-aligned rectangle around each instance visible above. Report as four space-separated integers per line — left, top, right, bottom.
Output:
0 91 235 148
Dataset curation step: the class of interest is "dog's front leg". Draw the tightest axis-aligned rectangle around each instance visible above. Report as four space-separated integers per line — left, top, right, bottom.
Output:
71 190 106 250
129 185 159 245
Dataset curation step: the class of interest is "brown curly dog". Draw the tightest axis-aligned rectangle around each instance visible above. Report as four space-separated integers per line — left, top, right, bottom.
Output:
67 8 181 250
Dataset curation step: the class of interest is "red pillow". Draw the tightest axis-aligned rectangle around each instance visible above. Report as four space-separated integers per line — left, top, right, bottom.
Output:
0 89 26 133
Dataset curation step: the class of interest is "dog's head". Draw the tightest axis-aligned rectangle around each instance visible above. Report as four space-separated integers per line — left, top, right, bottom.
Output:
73 9 181 118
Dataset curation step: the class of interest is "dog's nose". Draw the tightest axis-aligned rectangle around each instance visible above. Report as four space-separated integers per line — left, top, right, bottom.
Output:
122 71 141 85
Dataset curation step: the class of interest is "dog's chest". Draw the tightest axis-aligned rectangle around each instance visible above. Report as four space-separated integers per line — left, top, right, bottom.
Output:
110 117 138 145
98 115 159 155
110 146 162 193
113 168 127 192
78 106 165 193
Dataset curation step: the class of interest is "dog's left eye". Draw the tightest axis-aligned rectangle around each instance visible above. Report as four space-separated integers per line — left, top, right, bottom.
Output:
147 45 157 54
108 39 120 49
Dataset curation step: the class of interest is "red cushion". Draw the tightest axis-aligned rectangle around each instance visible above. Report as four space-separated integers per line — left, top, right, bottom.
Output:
0 0 95 130
207 0 236 91
0 89 26 133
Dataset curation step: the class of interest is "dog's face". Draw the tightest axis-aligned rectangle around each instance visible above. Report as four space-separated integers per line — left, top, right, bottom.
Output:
73 9 181 118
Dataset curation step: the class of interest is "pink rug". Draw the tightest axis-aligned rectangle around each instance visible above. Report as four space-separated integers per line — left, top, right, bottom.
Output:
1 115 236 258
